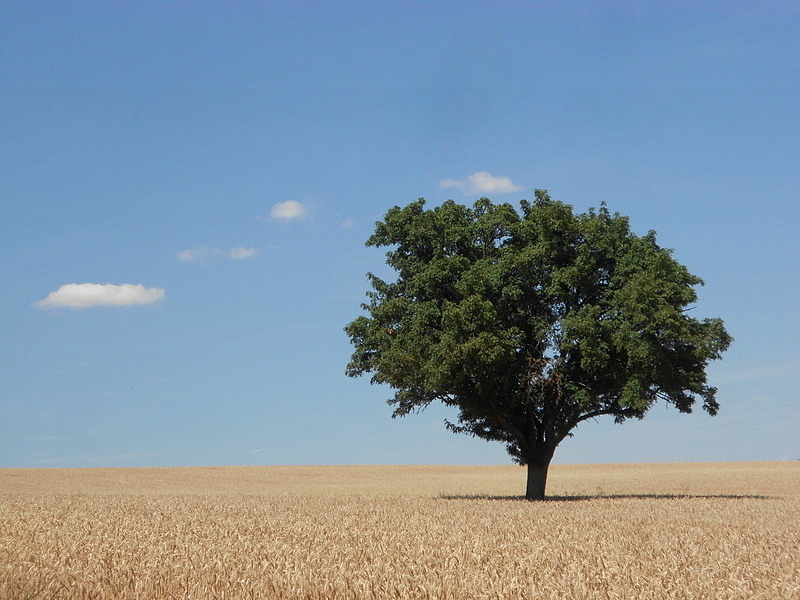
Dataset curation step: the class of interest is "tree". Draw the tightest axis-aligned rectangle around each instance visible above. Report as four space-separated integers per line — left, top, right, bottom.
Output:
345 191 732 499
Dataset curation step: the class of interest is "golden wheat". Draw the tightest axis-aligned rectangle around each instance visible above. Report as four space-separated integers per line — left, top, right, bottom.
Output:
1 462 798 599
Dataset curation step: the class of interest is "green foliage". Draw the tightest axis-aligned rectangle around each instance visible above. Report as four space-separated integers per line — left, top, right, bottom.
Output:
345 191 732 469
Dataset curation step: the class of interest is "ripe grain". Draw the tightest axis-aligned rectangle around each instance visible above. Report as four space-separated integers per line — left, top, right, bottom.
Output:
1 462 797 599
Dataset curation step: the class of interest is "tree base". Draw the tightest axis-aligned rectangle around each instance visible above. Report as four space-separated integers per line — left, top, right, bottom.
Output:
526 462 549 500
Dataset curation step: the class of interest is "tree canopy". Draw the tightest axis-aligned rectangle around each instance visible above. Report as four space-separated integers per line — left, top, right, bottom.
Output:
345 191 732 499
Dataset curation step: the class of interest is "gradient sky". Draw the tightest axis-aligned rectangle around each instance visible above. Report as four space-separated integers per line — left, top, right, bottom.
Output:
1 1 798 468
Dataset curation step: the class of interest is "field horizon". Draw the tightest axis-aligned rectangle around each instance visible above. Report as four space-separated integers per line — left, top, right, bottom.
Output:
2 461 798 599
2 460 796 498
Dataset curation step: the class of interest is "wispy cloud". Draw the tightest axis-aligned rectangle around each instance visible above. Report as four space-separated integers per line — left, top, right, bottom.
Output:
36 283 165 309
177 246 212 262
269 200 307 220
176 246 258 263
227 246 258 260
440 171 523 195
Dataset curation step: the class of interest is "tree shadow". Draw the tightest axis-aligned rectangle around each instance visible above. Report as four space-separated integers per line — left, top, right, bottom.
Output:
438 492 777 502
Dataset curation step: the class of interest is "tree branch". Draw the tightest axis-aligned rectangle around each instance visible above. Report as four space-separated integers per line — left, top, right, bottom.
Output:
569 407 637 429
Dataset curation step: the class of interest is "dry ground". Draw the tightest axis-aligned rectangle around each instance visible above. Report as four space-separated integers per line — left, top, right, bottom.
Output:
1 462 798 599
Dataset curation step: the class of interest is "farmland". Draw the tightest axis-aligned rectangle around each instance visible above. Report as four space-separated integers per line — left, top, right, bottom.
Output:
1 462 798 599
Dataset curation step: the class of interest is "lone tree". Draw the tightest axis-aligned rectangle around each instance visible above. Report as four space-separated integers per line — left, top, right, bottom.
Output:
345 191 731 499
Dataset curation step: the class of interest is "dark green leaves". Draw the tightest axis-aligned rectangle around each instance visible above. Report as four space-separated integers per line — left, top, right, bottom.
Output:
345 192 732 464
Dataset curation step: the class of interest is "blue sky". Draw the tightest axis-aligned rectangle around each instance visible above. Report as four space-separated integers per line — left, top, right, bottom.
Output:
1 1 797 468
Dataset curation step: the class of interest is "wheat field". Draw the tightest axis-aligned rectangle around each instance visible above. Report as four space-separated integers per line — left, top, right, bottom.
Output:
1 462 798 599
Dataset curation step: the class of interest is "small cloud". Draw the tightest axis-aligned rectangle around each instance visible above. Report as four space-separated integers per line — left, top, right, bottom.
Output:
269 200 307 220
226 246 258 260
341 218 356 230
440 171 523 195
36 283 165 309
177 246 258 262
177 246 212 262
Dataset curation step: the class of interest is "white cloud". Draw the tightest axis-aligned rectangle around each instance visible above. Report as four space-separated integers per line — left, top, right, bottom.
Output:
226 246 258 260
440 171 523 195
177 246 213 262
177 246 258 262
36 283 165 309
269 200 307 220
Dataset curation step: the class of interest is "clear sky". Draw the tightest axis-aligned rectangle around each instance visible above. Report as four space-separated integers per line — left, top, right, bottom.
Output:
1 1 798 468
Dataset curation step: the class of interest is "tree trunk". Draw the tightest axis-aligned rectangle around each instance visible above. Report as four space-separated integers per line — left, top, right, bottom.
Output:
525 460 551 500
